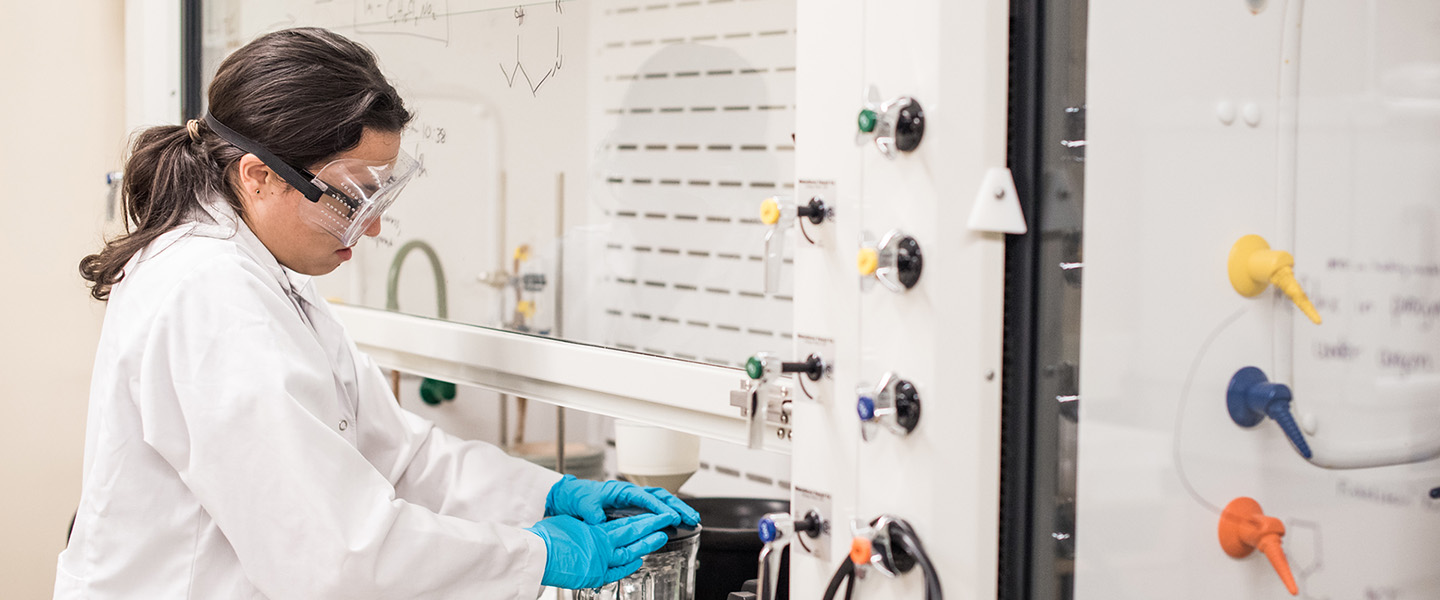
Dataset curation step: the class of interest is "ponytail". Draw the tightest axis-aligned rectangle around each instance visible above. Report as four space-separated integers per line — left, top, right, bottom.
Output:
79 121 243 301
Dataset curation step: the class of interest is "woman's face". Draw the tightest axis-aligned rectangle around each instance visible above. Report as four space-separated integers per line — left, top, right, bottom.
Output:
236 128 402 276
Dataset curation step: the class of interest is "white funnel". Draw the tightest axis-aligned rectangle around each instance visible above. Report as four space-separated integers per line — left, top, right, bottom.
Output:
615 420 700 494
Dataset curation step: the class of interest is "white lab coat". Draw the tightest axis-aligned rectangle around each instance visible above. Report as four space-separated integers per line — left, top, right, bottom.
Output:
55 201 562 599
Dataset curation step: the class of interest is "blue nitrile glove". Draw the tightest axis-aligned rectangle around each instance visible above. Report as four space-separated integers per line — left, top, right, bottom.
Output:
546 475 702 528
525 513 673 589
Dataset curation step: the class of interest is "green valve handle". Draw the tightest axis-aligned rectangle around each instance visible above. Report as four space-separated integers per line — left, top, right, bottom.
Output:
746 356 767 380
858 109 878 134
746 353 827 382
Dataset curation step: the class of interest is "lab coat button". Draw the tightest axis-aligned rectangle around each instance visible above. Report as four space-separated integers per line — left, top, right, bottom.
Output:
339 420 348 431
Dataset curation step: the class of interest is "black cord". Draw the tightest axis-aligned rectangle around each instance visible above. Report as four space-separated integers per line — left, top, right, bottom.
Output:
822 558 855 600
892 520 943 600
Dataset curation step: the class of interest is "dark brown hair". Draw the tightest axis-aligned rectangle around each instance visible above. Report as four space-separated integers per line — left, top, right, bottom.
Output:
79 27 413 301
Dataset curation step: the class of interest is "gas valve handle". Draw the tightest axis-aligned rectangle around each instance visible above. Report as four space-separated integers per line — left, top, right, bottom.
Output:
746 353 827 385
757 511 824 600
760 197 792 295
756 512 793 600
857 373 923 441
848 515 943 600
857 230 924 293
857 85 926 159
760 196 831 294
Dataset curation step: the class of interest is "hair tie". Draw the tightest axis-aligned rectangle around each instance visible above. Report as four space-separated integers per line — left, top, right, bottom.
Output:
186 119 202 143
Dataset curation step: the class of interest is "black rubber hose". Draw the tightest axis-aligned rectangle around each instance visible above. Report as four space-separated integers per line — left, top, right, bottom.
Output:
822 558 855 600
892 521 943 600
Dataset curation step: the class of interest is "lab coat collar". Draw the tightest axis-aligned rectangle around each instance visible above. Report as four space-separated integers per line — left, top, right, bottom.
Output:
200 195 314 299
235 217 316 299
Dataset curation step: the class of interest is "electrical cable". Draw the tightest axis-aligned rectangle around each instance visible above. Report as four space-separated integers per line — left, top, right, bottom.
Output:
890 519 943 600
822 558 855 600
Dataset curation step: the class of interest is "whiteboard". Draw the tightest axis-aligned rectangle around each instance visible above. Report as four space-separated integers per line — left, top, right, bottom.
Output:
200 0 798 369
1080 1 1440 599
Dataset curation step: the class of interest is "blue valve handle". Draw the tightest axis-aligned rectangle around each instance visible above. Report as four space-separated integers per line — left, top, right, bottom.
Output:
758 517 778 543
1227 367 1313 459
857 396 877 421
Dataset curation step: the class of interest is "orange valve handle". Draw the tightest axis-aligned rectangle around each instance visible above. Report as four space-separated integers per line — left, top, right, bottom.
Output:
1219 497 1298 596
1257 534 1299 596
849 536 873 566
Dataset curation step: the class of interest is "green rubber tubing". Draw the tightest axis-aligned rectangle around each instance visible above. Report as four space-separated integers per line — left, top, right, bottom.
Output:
386 239 456 404
386 239 448 320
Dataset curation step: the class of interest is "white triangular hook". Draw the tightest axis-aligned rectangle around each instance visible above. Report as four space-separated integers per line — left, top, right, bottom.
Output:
967 167 1027 234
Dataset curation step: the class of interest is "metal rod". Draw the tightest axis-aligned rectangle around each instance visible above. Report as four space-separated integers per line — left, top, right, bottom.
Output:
554 171 567 475
497 169 510 326
557 408 567 475
497 170 510 448
499 393 510 450
554 171 565 338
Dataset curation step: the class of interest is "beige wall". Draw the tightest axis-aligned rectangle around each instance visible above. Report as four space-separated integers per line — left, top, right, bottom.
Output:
0 1 125 596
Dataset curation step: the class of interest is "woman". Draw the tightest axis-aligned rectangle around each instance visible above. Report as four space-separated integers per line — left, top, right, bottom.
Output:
57 27 697 599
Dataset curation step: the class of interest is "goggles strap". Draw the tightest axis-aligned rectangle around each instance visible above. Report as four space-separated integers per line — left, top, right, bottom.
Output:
203 113 325 203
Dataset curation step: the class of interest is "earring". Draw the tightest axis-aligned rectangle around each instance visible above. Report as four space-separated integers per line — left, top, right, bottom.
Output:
255 189 261 194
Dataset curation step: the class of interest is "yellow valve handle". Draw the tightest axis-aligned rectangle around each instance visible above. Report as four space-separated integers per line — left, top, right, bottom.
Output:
1227 235 1322 324
513 245 531 262
760 197 782 226
516 300 537 319
1269 266 1322 325
856 247 879 276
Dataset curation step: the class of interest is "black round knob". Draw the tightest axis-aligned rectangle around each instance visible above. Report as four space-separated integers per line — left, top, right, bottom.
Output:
796 510 825 538
781 354 827 381
895 237 923 289
894 380 921 433
1430 487 1440 500
894 99 925 153
796 197 829 225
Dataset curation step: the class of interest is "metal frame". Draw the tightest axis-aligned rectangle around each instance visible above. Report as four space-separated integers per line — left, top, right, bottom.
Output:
1000 0 1087 597
126 0 182 132
333 305 792 454
999 0 1045 596
180 0 201 121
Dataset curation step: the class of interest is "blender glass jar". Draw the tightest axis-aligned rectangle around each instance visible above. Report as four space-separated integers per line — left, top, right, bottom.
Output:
574 517 700 600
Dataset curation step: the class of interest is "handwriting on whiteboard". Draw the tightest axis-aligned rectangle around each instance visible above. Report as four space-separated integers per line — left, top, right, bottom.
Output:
1303 256 1440 375
355 0 451 44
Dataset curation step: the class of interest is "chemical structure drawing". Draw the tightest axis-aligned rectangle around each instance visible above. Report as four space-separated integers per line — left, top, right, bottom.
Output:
500 26 564 96
1287 518 1333 600
498 1 566 95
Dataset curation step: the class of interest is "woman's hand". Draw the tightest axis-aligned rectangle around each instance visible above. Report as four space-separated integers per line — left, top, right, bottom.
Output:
525 513 672 589
545 475 702 528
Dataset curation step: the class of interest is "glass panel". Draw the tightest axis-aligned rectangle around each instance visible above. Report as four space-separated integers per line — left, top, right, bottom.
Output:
1079 1 1440 598
1030 0 1086 597
200 0 797 369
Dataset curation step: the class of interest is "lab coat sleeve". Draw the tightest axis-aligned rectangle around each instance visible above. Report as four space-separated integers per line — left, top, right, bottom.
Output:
350 349 563 527
134 254 548 600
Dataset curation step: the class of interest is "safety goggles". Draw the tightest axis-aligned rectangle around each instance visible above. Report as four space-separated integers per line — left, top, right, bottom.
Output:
204 114 420 247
